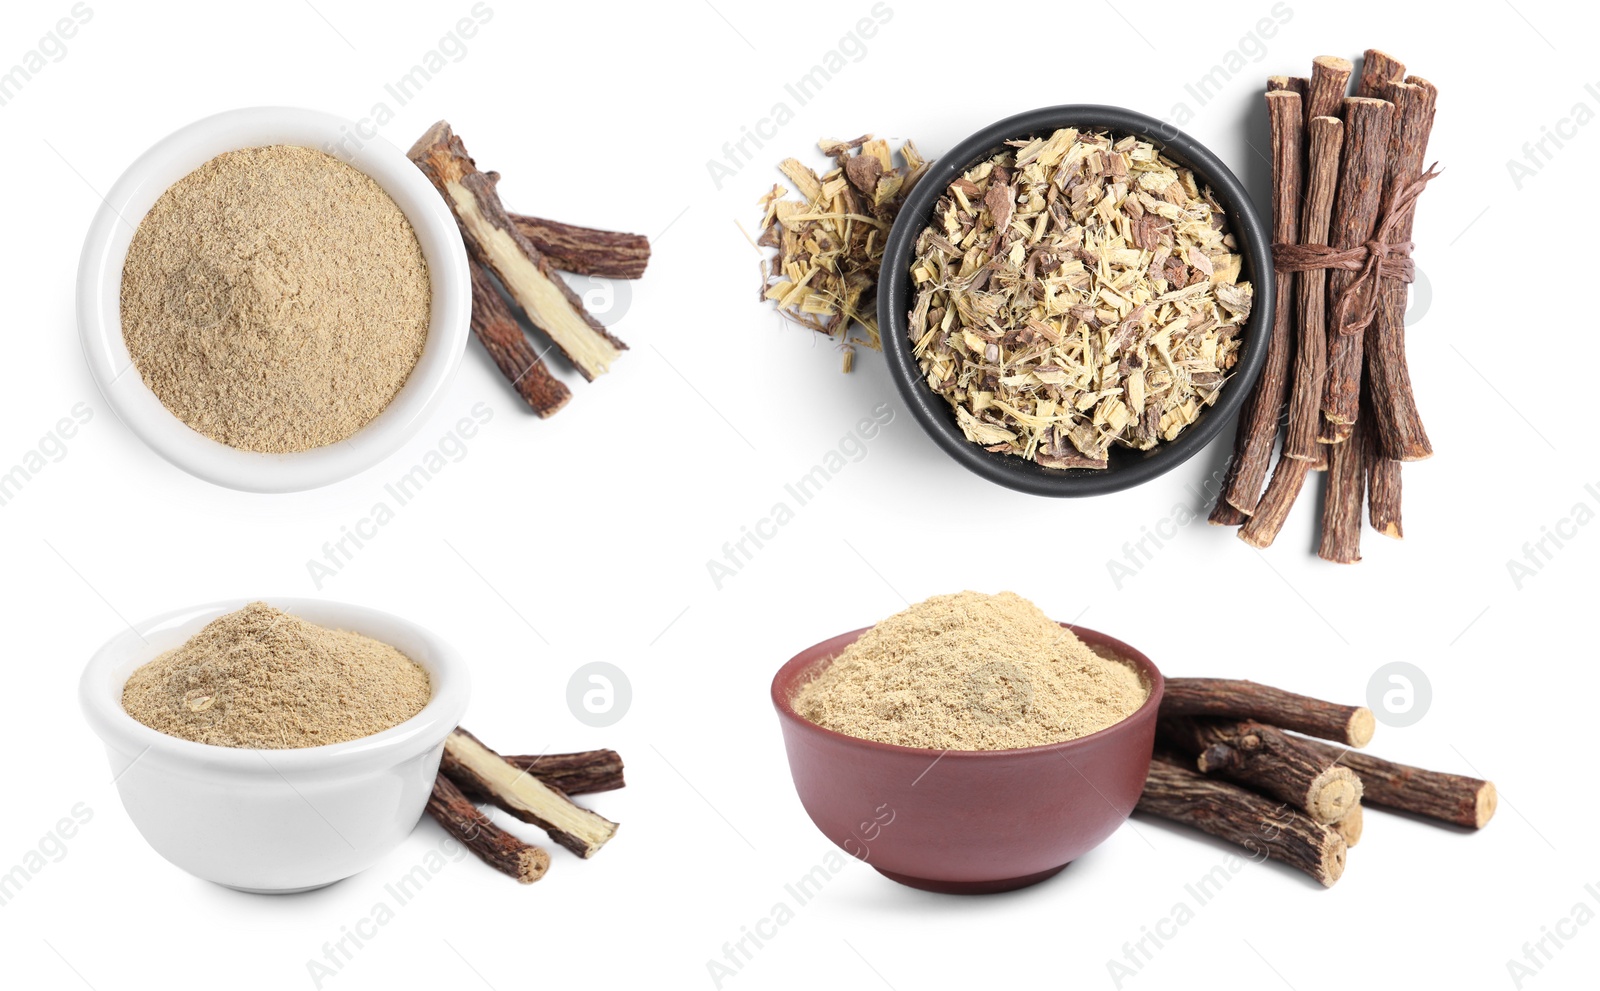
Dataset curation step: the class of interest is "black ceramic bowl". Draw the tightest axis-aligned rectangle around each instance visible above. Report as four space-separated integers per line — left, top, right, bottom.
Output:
878 105 1273 497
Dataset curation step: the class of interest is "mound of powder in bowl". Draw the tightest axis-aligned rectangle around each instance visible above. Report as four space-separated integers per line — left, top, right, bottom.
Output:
119 144 431 453
792 591 1148 750
121 602 431 749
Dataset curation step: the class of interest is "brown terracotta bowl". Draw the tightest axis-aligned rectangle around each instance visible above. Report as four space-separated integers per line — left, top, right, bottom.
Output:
771 623 1163 894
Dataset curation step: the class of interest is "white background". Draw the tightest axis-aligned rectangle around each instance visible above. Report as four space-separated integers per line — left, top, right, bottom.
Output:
1 1 1595 988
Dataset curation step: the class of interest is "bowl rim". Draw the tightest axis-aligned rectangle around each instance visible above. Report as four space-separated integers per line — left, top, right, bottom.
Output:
877 103 1274 498
76 106 471 494
771 620 1165 759
79 596 471 776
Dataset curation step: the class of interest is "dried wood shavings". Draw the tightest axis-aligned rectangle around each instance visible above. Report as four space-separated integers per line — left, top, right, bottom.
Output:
908 129 1251 468
758 135 929 371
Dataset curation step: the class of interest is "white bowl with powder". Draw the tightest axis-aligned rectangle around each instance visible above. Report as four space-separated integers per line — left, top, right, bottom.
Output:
77 107 470 492
79 597 471 893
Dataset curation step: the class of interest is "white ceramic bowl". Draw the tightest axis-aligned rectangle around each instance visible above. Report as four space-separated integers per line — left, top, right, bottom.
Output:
79 598 470 893
77 107 470 492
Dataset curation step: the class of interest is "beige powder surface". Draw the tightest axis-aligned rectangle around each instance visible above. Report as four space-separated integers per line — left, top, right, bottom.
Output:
120 144 431 453
121 602 431 749
793 591 1149 750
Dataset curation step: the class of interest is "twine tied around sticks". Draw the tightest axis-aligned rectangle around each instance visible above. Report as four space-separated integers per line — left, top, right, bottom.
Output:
1271 164 1441 338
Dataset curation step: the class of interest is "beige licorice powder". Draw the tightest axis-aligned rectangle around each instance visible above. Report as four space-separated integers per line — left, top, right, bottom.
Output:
122 603 431 749
120 144 431 453
793 591 1149 750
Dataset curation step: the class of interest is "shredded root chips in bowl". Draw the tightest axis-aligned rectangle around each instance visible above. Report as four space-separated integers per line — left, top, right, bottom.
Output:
878 105 1273 497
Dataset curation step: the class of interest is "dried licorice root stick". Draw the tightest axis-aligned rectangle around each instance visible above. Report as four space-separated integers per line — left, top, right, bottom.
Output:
1319 96 1395 441
1298 737 1498 829
1160 678 1375 747
426 773 551 884
1304 55 1353 125
1238 118 1344 549
1210 492 1248 527
1331 802 1363 847
1161 718 1363 823
1283 115 1344 468
1267 74 1309 99
441 729 619 858
1366 77 1439 461
487 750 625 797
508 212 651 280
410 121 628 381
1137 760 1347 887
1366 421 1404 538
1237 455 1311 548
1319 398 1368 563
1355 48 1406 98
1213 89 1303 521
469 262 571 417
